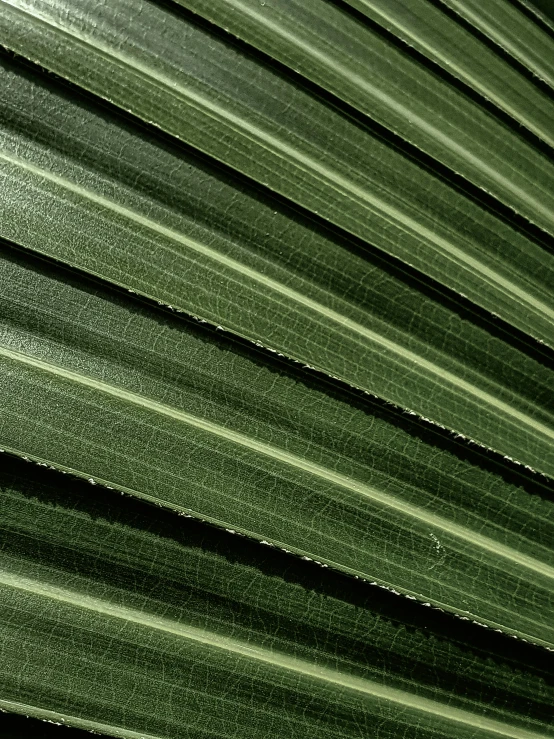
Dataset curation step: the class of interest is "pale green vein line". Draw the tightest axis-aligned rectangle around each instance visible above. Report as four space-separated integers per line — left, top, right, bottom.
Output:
2 149 554 447
352 0 552 134
221 0 554 181
443 1 554 89
0 572 549 739
2 344 553 581
4 1 554 320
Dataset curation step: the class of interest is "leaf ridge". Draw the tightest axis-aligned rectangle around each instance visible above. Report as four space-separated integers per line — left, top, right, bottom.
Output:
0 571 551 739
2 342 553 584
8 3 554 254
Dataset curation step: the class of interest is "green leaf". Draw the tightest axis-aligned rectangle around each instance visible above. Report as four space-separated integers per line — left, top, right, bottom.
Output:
342 0 554 120
1 0 554 347
1 55 553 478
519 0 554 31
1 456 553 739
178 0 554 209
438 0 554 90
1 3 554 735
0 243 552 647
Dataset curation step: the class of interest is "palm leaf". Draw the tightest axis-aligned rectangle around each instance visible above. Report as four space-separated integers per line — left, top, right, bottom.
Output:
0 0 553 736
2 456 553 739
1 54 553 476
1 0 554 349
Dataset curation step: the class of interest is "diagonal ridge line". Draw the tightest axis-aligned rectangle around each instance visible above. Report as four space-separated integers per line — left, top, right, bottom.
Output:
0 570 550 739
3 1 554 323
1 344 553 581
2 150 554 447
221 0 554 175
0 700 160 739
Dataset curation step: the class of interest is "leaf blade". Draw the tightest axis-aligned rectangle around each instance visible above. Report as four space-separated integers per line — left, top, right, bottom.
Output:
1 55 553 476
0 244 552 646
179 0 554 219
2 460 553 738
1 0 554 341
440 0 554 90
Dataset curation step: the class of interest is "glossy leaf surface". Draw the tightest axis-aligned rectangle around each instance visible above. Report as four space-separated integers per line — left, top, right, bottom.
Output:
1 56 553 477
0 2 553 735
0 244 552 646
1 457 553 738
1 0 554 345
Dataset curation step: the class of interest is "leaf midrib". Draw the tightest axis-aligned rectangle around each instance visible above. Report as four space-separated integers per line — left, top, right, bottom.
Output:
0 569 550 739
3 149 554 444
204 0 554 176
4 0 554 324
2 343 553 583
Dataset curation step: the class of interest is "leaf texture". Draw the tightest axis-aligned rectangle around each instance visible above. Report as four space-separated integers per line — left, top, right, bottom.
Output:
342 0 554 124
0 1 553 734
1 0 554 347
178 0 554 209
0 243 552 646
519 0 554 31
1 55 553 478
1 457 553 739
439 0 554 90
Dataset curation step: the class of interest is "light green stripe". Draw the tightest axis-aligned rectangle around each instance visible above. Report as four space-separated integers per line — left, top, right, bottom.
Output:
3 0 554 323
2 149 553 448
0 572 549 739
218 0 554 183
2 344 553 582
0 699 161 739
